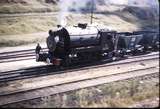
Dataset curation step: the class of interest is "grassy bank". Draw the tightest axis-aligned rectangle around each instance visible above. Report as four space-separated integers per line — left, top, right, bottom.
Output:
0 13 133 47
0 1 59 14
0 1 59 47
0 16 58 35
3 74 159 108
0 16 58 47
0 13 158 47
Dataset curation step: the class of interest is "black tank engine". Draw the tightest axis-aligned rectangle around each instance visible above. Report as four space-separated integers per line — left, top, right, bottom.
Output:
36 23 159 66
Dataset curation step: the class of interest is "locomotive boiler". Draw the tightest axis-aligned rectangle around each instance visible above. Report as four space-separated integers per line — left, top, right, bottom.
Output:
47 23 101 56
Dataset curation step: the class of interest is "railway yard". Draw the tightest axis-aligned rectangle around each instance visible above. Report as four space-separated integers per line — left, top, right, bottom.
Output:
0 0 159 108
0 44 159 107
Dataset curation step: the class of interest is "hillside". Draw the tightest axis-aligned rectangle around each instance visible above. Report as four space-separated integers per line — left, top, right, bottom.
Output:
0 0 159 47
0 0 59 13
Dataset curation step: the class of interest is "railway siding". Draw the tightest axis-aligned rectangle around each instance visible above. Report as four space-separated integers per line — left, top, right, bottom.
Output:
0 54 159 106
0 58 158 95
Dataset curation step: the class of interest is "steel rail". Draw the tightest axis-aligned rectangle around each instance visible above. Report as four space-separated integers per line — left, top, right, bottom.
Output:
0 54 158 83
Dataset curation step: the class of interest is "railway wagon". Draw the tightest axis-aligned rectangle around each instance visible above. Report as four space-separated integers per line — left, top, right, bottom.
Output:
133 31 159 51
116 32 144 55
36 23 158 66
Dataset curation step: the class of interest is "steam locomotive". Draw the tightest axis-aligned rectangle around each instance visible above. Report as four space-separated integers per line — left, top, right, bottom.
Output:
36 23 159 66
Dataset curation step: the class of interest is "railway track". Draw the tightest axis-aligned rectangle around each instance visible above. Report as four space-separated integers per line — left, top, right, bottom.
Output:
0 51 159 106
0 52 159 83
0 48 158 61
0 46 158 63
0 48 48 63
0 53 159 105
0 66 158 106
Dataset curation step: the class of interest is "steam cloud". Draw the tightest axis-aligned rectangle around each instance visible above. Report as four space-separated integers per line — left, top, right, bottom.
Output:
58 0 95 26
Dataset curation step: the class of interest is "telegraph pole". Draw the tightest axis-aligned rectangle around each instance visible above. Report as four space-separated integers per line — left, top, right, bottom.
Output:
90 0 94 24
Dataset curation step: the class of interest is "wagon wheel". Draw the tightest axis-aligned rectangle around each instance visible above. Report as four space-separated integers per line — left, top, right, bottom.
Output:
62 56 71 67
119 49 126 58
108 52 116 61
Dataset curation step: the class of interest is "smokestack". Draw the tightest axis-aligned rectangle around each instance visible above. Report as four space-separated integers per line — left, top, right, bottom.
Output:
57 25 62 28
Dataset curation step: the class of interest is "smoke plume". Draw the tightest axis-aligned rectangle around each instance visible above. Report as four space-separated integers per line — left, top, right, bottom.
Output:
58 0 96 26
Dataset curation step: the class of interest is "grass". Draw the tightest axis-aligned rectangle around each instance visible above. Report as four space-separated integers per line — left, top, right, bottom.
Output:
3 74 159 108
0 16 58 47
58 77 159 108
0 1 59 47
0 2 59 14
0 16 58 35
